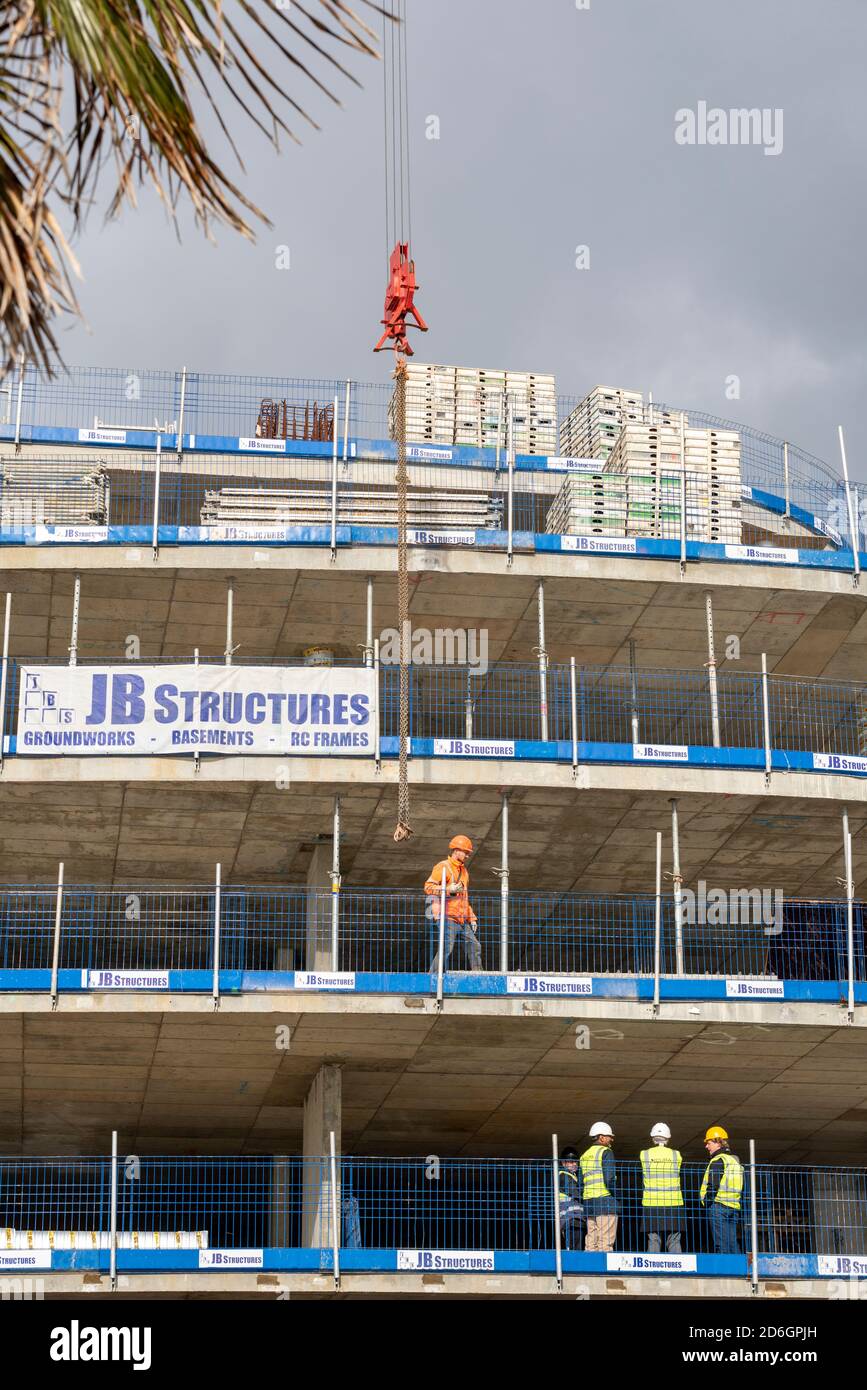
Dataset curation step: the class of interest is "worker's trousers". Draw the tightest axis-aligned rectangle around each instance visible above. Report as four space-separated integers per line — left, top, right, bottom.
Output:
584 1214 618 1252
647 1228 682 1254
709 1204 740 1254
428 918 482 973
559 1203 585 1252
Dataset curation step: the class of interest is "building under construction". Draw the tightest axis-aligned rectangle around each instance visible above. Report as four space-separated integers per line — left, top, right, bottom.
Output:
0 361 865 1300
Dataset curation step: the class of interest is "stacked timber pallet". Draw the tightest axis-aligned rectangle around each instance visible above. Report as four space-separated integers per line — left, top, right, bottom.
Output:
544 473 628 536
558 385 645 462
388 362 557 455
0 458 109 527
605 423 742 542
201 484 501 530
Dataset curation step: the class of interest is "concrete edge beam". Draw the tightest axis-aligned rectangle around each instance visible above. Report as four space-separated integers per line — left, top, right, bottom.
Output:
29 1272 841 1299
0 543 863 597
0 991 859 1028
2 757 866 804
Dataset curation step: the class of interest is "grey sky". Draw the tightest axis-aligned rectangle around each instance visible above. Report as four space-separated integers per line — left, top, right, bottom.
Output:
58 0 867 477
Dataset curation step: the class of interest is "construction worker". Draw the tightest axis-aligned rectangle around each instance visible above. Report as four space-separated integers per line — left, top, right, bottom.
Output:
700 1125 744 1254
577 1122 618 1252
640 1122 684 1254
557 1147 585 1251
425 834 481 973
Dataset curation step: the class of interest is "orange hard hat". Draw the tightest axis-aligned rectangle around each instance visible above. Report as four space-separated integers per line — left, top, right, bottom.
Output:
449 835 474 854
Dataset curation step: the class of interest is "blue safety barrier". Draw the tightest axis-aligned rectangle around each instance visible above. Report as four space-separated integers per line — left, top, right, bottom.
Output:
1 1155 864 1278
1 884 863 998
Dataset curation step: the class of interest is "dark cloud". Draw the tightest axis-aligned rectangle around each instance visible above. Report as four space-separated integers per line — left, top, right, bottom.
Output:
61 0 867 478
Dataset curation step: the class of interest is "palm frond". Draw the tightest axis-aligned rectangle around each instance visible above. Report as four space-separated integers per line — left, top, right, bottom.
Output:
0 0 390 375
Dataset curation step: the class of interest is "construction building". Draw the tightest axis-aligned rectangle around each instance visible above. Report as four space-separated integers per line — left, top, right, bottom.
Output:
0 365 865 1301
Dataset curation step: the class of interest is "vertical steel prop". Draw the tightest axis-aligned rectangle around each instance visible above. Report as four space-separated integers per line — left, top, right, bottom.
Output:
50 861 64 1009
225 578 235 666
331 797 341 971
628 639 639 744
342 380 351 464
69 574 81 667
177 365 187 454
498 794 510 973
435 864 447 1010
537 580 549 742
329 1129 341 1288
330 393 339 558
782 441 790 522
13 350 24 450
551 1132 563 1292
364 579 374 668
373 638 381 769
749 1137 759 1295
653 830 663 1015
570 657 578 771
0 592 11 772
838 426 861 584
705 590 721 748
212 863 222 1008
761 653 772 782
669 799 685 976
843 808 855 1022
152 429 162 558
679 414 687 570
507 399 515 567
110 1130 119 1291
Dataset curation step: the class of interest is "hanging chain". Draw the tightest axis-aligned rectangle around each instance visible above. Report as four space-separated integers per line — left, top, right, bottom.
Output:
393 355 412 841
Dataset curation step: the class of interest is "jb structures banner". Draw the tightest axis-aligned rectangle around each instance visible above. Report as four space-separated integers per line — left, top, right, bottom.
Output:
16 665 376 756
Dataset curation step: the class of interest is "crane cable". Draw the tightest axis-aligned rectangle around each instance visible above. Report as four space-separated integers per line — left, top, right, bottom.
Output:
384 0 413 842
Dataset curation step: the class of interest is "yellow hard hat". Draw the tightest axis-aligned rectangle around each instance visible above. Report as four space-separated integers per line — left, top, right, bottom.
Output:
704 1125 729 1142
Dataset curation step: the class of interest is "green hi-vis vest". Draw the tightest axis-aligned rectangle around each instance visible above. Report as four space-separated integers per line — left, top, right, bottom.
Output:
640 1147 684 1208
579 1144 611 1199
558 1169 580 1203
700 1151 744 1211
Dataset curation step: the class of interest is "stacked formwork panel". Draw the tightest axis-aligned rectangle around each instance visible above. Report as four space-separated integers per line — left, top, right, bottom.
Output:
389 362 557 455
558 385 644 462
606 423 743 543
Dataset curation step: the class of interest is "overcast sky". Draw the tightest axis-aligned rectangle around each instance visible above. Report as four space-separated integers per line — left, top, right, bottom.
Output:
58 0 867 478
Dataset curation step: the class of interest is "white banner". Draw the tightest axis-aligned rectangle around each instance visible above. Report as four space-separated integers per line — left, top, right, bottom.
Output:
0 1250 52 1270
633 743 689 761
84 970 170 990
507 975 592 996
199 1249 263 1269
813 752 867 775
17 665 376 757
607 1253 697 1274
725 979 785 999
397 1250 494 1271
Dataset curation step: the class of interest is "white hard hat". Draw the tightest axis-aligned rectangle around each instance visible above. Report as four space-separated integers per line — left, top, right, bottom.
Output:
589 1121 614 1138
650 1122 671 1140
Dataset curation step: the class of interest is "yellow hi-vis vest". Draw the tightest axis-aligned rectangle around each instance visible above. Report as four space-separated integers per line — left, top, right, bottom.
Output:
700 1151 744 1210
559 1169 580 1203
579 1144 610 1200
640 1147 684 1207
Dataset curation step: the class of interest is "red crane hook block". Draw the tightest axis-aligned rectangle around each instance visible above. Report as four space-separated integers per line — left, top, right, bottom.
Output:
373 242 429 357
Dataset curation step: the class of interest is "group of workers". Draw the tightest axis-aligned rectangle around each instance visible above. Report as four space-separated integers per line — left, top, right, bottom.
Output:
559 1123 744 1254
424 837 745 1256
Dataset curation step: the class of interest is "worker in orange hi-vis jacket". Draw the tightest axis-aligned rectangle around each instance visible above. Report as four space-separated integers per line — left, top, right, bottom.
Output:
424 834 482 973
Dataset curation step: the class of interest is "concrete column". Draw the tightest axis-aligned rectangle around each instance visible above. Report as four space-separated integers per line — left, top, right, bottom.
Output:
305 841 333 970
302 1064 342 1249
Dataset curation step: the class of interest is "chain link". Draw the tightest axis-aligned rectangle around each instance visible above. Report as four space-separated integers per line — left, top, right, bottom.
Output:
393 356 412 841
